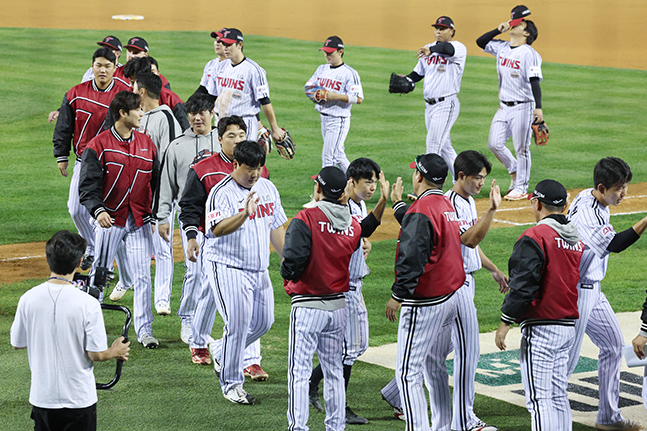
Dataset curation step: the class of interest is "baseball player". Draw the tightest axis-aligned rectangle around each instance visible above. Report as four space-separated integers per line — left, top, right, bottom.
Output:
304 36 364 172
308 158 389 425
178 115 268 372
401 17 466 179
282 166 362 431
205 28 286 143
121 36 171 89
385 153 465 431
476 5 543 201
79 90 160 349
496 179 583 431
193 28 228 100
204 141 286 404
567 157 647 431
53 47 130 270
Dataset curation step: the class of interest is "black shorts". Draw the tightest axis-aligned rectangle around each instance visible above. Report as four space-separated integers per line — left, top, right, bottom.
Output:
31 403 97 431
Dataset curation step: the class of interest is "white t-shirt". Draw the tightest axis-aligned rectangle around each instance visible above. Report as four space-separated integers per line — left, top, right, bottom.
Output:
11 282 108 409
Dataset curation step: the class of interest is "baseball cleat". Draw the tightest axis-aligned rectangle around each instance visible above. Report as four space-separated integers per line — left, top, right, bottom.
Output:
243 364 268 381
140 333 159 349
190 347 211 365
109 281 129 301
309 388 324 412
595 420 644 430
180 320 192 344
209 342 221 378
80 255 94 271
393 407 405 421
224 385 258 405
345 406 368 425
469 420 499 431
504 189 528 201
155 301 171 316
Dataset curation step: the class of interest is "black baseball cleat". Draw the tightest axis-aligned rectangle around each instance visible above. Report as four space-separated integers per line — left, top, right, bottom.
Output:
309 388 324 412
346 406 368 425
80 255 94 271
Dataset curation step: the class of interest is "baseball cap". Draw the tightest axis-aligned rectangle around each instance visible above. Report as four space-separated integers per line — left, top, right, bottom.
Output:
320 36 344 53
510 5 531 27
125 37 149 53
432 16 454 29
311 166 347 199
528 179 567 206
211 28 227 39
97 36 122 52
220 28 244 45
410 153 448 185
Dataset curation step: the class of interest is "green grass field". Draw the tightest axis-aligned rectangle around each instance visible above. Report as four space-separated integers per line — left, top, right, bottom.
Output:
1 26 646 430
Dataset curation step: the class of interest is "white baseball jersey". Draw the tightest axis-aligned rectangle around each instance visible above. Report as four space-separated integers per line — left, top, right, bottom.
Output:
484 40 542 102
208 57 270 118
566 188 614 283
414 41 467 99
348 199 369 283
445 190 482 273
305 63 364 118
204 176 287 270
200 58 229 101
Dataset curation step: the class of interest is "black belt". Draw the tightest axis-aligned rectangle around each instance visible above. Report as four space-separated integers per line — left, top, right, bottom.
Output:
425 97 445 105
501 101 527 107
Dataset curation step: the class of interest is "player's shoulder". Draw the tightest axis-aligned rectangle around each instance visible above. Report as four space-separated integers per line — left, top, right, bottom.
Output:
241 57 266 73
450 40 467 50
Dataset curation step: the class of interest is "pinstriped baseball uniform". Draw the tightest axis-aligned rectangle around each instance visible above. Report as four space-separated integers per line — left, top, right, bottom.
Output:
305 63 363 172
484 40 542 194
566 188 626 425
200 58 228 114
415 41 466 178
204 175 287 394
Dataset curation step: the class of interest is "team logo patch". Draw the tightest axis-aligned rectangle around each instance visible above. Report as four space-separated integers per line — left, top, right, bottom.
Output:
510 71 520 78
437 65 446 73
233 91 242 99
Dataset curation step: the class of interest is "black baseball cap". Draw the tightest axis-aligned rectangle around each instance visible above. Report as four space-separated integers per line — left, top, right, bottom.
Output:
510 5 531 27
320 36 344 53
432 16 454 29
125 37 149 52
410 153 448 185
211 28 227 39
528 179 567 206
220 28 244 45
311 167 347 199
97 36 122 52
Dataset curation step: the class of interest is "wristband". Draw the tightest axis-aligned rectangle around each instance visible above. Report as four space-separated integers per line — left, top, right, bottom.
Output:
347 95 358 104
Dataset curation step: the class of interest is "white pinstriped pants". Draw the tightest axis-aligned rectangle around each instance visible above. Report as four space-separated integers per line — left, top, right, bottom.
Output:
567 283 625 425
243 116 259 143
521 324 574 431
487 101 535 194
321 114 351 173
288 306 347 431
342 283 368 366
68 160 95 255
424 95 459 180
150 209 174 306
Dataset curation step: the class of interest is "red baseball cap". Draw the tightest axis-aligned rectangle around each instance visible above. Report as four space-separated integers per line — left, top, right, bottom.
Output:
320 36 344 53
211 28 226 39
509 5 531 27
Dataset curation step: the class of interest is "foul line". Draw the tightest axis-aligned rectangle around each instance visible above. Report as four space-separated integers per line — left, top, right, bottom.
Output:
1 255 45 262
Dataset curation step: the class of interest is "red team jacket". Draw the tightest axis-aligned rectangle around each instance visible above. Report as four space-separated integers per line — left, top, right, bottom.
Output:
79 128 159 227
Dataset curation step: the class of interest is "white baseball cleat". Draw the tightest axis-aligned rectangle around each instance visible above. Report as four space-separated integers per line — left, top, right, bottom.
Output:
224 385 257 405
109 281 129 301
469 420 499 431
595 419 644 430
180 321 192 344
504 189 528 201
155 301 171 316
140 333 159 349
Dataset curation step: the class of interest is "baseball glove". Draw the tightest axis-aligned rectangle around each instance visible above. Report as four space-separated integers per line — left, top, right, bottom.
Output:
257 126 272 154
305 85 328 104
389 73 415 94
532 121 549 146
275 129 295 160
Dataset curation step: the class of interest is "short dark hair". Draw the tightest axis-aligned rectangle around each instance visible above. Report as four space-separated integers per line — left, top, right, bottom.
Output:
135 72 162 99
46 230 86 275
453 150 492 181
233 140 265 168
185 93 216 115
524 20 538 45
217 116 247 137
123 56 152 80
93 47 117 65
110 91 141 120
347 157 381 181
541 202 565 213
594 157 632 190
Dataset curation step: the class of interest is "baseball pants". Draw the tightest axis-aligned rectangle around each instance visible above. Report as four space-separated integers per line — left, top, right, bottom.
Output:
207 262 274 393
320 114 351 173
90 213 154 341
92 217 133 288
68 160 95 256
396 293 459 431
288 306 348 431
151 208 174 307
343 282 369 366
567 283 625 425
424 95 459 180
243 116 259 143
488 101 535 194
521 324 575 431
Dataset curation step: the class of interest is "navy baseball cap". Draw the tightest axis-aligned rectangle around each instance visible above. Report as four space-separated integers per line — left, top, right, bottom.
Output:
320 36 344 53
510 5 531 27
432 16 454 29
97 36 122 52
125 37 149 52
528 179 567 206
311 167 347 199
211 28 227 39
220 28 244 45
410 153 448 185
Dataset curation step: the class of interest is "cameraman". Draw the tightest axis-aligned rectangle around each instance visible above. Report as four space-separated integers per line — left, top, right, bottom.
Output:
11 230 130 431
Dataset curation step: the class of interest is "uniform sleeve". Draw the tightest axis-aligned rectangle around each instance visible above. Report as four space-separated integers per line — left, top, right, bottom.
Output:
205 187 235 236
79 147 107 218
280 217 312 281
527 49 543 81
178 168 206 240
412 47 430 77
360 212 380 237
449 41 467 66
10 296 27 348
84 300 108 353
156 145 177 222
483 38 505 56
200 61 213 88
53 93 74 161
253 67 270 102
81 67 94 83
391 212 434 300
574 208 615 259
347 69 364 99
305 68 320 88
270 186 288 230
501 235 544 323
392 201 410 225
